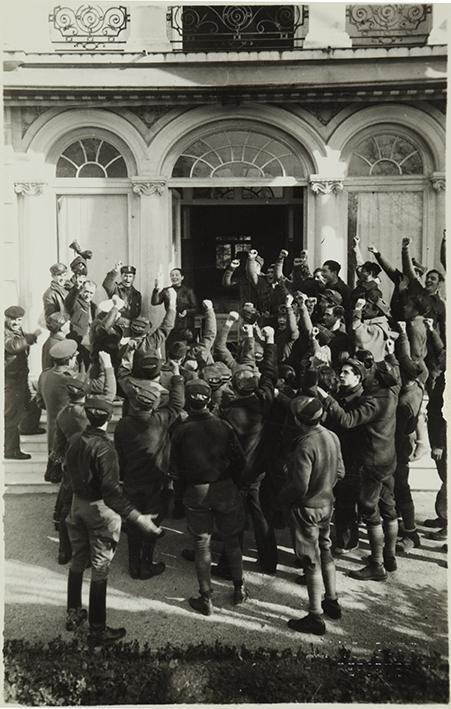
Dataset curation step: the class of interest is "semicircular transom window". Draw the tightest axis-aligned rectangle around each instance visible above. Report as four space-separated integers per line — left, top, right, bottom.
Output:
348 133 424 177
56 138 128 177
172 130 304 178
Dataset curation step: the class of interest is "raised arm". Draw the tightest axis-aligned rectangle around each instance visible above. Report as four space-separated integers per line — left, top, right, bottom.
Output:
401 237 421 285
246 249 260 287
214 311 239 370
368 245 399 284
296 293 313 337
198 299 217 352
102 261 122 298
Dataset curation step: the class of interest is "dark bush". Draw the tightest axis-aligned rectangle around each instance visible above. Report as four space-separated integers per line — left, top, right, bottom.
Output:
4 638 449 705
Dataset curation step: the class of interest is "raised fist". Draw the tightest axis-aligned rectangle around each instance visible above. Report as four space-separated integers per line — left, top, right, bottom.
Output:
385 338 395 355
295 291 308 306
285 293 294 307
355 298 366 310
307 297 317 306
202 299 213 310
312 326 320 337
249 249 258 260
402 237 411 248
228 311 240 322
178 310 187 319
261 325 275 341
114 260 123 272
424 318 434 331
230 259 240 269
242 324 253 338
353 235 360 247
368 244 379 255
397 320 407 333
300 250 308 259
154 276 160 290
280 249 289 258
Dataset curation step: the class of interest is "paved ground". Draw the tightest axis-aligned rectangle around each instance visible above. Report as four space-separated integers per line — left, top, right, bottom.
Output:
4 491 448 657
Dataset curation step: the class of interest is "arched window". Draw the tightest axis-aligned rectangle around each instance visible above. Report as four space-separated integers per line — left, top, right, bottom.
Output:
172 129 304 178
348 133 424 176
56 137 128 177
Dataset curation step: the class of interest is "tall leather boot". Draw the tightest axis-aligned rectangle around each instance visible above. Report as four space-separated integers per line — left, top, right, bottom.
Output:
58 519 72 565
66 570 87 630
140 537 165 579
88 578 126 648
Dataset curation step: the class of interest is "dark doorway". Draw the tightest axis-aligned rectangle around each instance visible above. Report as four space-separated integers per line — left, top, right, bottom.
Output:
182 199 303 312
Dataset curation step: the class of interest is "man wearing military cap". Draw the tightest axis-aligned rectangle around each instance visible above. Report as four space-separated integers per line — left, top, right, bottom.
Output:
102 260 142 335
4 306 41 459
37 339 79 451
64 396 163 647
41 312 69 370
42 263 69 328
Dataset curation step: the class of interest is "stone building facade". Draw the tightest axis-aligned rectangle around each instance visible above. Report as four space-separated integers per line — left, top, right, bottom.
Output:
3 2 447 374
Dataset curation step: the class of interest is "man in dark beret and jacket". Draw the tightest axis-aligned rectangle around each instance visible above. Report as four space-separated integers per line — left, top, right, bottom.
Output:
64 396 163 647
4 305 41 459
42 263 69 328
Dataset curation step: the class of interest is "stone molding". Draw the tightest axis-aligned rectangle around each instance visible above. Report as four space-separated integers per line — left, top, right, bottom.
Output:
132 180 167 196
309 176 344 195
430 174 446 192
14 182 45 196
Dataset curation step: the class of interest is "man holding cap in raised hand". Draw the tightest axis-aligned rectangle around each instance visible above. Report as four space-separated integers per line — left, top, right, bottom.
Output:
4 305 41 459
65 396 163 647
103 261 142 335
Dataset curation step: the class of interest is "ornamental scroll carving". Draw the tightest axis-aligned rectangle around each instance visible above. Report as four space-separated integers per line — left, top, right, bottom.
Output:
309 177 344 195
14 183 45 196
430 176 446 192
132 181 167 196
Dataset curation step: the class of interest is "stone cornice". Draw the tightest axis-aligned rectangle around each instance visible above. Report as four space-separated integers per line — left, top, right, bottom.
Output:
309 177 344 195
14 182 45 195
132 180 166 196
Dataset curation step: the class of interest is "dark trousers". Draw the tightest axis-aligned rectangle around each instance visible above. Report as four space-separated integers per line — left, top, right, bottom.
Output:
19 395 42 434
4 380 27 455
334 470 360 549
394 432 416 530
435 452 447 523
244 473 278 573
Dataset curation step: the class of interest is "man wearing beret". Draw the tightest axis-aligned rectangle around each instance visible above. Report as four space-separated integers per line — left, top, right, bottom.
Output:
4 306 41 459
64 397 163 647
37 339 79 451
278 396 345 636
42 263 69 328
170 380 248 616
103 261 142 335
115 363 185 579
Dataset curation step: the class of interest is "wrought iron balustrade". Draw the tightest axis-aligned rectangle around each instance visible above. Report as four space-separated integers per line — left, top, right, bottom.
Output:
346 4 432 46
49 5 129 50
168 5 307 52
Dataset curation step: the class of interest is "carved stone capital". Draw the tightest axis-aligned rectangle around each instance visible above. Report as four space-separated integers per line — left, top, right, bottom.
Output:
132 180 166 196
430 175 446 192
14 182 45 196
309 176 344 195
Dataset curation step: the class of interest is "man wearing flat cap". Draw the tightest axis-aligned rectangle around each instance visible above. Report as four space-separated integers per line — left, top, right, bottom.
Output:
43 263 69 328
102 260 142 335
4 306 41 459
37 339 79 451
64 396 163 647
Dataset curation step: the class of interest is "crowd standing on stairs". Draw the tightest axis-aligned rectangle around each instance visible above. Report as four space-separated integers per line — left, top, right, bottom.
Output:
3 232 447 647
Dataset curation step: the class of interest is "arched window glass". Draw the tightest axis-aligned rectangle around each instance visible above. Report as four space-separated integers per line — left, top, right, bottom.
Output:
56 138 128 177
173 130 304 178
348 133 424 176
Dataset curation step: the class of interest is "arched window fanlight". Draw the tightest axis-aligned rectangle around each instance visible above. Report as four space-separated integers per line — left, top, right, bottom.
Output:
173 130 304 178
56 138 128 177
348 133 424 176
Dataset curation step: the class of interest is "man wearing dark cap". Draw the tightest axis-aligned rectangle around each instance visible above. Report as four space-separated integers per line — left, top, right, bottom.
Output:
279 395 344 636
41 312 69 370
64 396 163 647
115 364 184 579
37 339 79 451
103 260 142 334
4 306 41 459
171 380 248 616
43 263 69 328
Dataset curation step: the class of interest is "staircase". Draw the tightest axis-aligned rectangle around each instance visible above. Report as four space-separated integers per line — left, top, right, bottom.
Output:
3 401 122 495
3 402 441 495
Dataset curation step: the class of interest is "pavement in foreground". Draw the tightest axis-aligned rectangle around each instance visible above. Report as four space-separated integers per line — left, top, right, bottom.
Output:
3 491 448 658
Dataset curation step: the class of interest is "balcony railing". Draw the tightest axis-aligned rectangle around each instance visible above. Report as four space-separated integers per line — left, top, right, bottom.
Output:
346 4 432 47
49 4 130 50
167 5 308 52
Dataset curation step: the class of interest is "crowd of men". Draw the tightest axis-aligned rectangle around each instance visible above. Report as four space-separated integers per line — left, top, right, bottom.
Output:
3 233 447 646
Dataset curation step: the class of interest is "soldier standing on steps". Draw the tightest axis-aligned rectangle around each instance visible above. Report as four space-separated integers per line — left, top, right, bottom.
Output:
4 305 41 460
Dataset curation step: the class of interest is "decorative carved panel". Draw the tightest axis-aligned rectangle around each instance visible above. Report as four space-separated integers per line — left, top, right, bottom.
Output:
346 4 432 46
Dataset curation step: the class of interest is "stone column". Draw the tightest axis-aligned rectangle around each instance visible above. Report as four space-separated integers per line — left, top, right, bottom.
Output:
132 179 171 318
427 4 448 45
304 3 352 49
309 176 347 272
430 173 446 269
14 181 54 376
